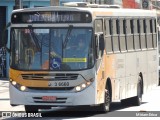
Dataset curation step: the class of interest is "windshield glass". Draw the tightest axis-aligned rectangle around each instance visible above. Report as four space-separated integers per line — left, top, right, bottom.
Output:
10 28 94 71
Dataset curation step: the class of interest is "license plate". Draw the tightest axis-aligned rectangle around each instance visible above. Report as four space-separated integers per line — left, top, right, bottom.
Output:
48 81 70 87
42 96 56 101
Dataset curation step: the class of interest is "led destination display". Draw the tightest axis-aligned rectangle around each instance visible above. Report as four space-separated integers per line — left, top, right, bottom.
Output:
11 11 92 23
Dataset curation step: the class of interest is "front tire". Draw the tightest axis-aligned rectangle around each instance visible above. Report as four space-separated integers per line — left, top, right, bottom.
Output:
98 86 111 113
25 105 39 113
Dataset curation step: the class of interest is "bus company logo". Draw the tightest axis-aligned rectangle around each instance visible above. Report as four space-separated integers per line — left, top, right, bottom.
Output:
2 112 11 118
43 76 55 79
48 82 52 87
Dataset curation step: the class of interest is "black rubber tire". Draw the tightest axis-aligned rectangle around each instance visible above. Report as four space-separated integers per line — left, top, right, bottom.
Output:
25 105 39 113
98 85 111 113
121 77 143 106
134 78 143 106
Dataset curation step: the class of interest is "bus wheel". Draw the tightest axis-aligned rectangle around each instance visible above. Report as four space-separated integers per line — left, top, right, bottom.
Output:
98 86 111 113
121 77 143 106
134 78 143 106
25 105 39 113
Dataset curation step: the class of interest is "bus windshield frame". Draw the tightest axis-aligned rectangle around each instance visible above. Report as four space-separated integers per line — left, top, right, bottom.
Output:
10 27 95 71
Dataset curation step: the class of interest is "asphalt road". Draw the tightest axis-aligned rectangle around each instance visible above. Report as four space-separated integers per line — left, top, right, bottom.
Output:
0 79 160 119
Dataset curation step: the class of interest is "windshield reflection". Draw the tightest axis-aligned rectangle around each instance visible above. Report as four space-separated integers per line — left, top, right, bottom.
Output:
11 28 94 71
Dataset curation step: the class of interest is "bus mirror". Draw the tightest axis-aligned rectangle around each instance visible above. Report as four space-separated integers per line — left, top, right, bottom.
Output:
99 34 104 51
95 35 99 59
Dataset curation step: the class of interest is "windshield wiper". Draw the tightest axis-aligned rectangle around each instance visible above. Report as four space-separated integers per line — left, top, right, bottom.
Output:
63 25 73 48
28 25 41 51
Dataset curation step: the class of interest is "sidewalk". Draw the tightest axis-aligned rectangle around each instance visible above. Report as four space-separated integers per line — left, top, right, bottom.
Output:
0 79 24 111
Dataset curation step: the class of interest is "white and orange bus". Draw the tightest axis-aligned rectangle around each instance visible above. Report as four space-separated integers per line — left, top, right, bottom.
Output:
3 3 158 112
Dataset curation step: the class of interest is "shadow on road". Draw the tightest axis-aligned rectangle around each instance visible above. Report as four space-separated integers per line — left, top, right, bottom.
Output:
40 101 147 118
3 101 148 119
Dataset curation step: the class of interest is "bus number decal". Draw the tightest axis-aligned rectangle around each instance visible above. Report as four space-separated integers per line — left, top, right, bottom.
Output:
54 82 69 87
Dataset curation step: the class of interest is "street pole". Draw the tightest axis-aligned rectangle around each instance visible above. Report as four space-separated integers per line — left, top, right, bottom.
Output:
50 0 59 6
14 0 23 9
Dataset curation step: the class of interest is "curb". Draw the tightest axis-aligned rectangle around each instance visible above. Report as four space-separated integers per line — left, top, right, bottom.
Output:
0 78 8 81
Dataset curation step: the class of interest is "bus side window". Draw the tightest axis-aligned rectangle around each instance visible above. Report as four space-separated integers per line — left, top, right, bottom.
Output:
152 18 157 48
119 18 126 52
105 18 112 53
130 19 135 49
146 18 153 49
140 18 147 50
95 34 104 59
112 18 120 52
94 19 103 33
126 18 134 51
94 19 104 58
134 19 141 50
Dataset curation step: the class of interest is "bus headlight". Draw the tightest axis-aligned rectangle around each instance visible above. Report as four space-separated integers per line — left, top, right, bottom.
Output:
20 86 26 91
12 81 17 86
75 78 94 92
81 83 86 88
10 79 28 92
75 86 81 91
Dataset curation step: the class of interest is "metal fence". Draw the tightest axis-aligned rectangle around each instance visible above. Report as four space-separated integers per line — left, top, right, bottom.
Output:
0 47 6 78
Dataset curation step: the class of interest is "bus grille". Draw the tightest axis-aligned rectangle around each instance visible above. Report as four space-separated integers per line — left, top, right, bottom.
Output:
21 73 79 80
33 97 67 103
28 87 74 91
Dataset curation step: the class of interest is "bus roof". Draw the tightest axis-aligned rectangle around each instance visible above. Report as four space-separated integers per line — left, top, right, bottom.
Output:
12 6 157 18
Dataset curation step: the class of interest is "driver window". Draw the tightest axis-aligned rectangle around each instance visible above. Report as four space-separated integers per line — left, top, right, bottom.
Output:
95 19 103 33
95 19 104 59
95 34 104 59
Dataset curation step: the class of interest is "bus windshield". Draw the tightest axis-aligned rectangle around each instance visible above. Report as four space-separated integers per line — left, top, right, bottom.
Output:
10 28 94 71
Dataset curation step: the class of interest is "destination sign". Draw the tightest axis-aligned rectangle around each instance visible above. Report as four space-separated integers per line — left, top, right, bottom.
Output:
11 11 92 23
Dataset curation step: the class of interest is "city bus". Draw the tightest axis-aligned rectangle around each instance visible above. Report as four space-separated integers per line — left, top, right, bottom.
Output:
2 3 159 113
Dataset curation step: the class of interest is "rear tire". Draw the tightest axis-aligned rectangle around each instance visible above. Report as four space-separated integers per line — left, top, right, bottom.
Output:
25 105 39 113
134 77 143 106
121 76 143 106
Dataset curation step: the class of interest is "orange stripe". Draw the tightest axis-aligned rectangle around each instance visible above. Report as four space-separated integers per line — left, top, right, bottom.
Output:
10 68 49 87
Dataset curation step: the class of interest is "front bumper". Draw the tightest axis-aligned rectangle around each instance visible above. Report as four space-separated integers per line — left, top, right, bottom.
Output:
9 81 97 106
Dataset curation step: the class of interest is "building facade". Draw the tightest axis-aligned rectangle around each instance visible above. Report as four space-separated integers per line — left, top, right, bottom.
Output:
0 0 51 78
123 0 141 8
